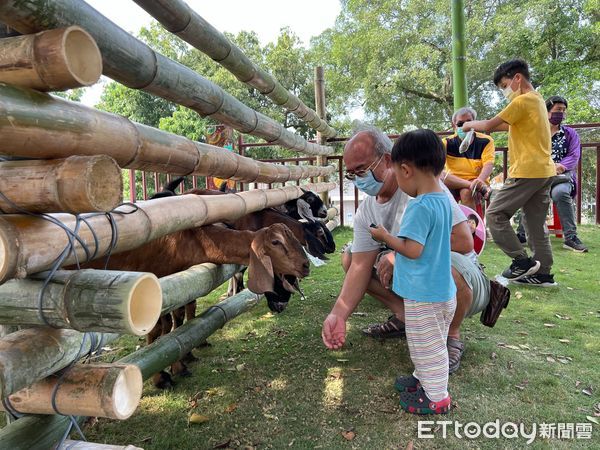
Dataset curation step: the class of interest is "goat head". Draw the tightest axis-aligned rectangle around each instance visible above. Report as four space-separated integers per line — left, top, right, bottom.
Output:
247 223 309 296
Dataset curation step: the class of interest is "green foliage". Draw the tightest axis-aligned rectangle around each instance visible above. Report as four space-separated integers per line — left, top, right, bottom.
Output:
159 107 209 142
312 0 599 130
51 88 84 102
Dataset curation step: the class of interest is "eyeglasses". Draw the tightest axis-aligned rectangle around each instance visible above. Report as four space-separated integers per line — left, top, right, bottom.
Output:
344 154 384 181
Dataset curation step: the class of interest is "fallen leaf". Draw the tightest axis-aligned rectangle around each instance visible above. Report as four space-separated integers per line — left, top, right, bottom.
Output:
546 356 556 363
504 345 521 350
582 388 593 397
224 403 238 413
559 339 570 343
205 388 220 397
507 361 514 370
576 381 581 388
349 368 363 372
341 430 356 441
491 352 497 360
263 413 278 420
189 413 210 424
515 385 525 391
351 312 367 317
515 291 523 299
544 323 556 328
518 344 530 351
586 416 599 425
517 331 529 336
236 364 245 371
558 358 570 364
336 359 349 363
566 287 574 290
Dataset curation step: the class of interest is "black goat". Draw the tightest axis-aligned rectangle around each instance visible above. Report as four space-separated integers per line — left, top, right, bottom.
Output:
280 189 328 222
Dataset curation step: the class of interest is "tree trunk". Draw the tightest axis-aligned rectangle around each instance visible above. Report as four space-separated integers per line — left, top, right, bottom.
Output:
0 182 336 283
0 84 335 178
0 269 162 336
132 0 336 138
0 155 122 213
0 328 117 398
1 364 142 420
120 289 260 380
0 26 101 91
0 0 332 155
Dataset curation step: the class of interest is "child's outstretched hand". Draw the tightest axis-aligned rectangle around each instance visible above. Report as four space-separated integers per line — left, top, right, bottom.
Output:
369 223 389 243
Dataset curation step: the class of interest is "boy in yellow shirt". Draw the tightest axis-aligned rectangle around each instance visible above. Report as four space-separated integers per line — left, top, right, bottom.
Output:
462 59 556 286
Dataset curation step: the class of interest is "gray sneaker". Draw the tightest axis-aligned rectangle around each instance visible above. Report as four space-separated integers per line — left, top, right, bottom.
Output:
563 237 588 253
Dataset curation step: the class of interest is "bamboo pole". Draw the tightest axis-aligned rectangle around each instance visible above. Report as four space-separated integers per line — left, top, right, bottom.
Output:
133 0 336 138
0 364 142 420
0 26 102 91
0 0 333 156
0 414 79 450
0 155 122 214
58 442 144 450
159 263 241 314
0 269 162 336
314 66 330 205
0 328 117 398
120 289 261 380
0 182 336 283
0 83 335 180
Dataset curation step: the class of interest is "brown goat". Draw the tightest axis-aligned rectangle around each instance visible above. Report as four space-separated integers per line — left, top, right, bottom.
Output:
80 222 309 388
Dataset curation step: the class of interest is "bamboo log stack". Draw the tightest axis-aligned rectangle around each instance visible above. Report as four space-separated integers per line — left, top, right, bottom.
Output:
0 328 117 398
132 0 336 138
120 289 261 380
0 363 142 420
0 269 162 335
0 0 333 155
0 83 334 180
0 26 101 90
0 182 336 283
0 155 122 213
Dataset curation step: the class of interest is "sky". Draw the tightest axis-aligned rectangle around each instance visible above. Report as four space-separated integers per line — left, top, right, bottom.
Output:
81 0 341 106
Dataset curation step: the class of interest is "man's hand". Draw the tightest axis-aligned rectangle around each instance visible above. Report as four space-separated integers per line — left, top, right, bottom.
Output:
376 251 394 289
555 163 567 174
469 178 484 195
369 224 389 243
322 313 347 349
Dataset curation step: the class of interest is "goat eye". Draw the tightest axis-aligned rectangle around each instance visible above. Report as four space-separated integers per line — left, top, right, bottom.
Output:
271 239 282 246
307 197 314 203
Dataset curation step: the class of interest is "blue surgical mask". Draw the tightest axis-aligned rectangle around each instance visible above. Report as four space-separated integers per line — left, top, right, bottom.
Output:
353 171 384 196
457 128 466 140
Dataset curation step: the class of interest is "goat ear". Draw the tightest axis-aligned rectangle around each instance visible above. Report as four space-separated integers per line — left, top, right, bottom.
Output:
300 188 308 194
247 237 275 294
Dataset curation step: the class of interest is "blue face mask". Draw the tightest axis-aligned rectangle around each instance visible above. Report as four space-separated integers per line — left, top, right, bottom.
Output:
353 170 384 196
456 128 466 140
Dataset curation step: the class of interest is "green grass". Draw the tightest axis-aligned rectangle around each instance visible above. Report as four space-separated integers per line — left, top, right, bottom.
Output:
80 226 599 448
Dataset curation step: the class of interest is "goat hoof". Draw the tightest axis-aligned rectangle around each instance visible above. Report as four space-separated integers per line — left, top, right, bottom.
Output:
178 367 193 378
154 371 175 390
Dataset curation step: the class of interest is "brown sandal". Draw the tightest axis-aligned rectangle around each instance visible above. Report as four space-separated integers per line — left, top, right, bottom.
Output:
447 337 465 374
361 315 406 339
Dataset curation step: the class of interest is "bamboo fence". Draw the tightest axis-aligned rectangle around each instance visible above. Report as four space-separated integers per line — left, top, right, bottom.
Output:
0 83 334 180
133 0 336 138
0 0 333 155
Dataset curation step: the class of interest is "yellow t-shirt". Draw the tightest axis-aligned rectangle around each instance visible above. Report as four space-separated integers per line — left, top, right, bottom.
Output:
497 91 554 178
443 132 495 181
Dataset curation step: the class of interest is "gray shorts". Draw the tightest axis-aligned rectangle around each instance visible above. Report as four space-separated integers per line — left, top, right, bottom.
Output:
343 242 490 317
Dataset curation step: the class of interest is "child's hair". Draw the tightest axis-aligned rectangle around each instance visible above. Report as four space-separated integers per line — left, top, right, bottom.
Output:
493 59 530 86
546 95 568 111
391 129 445 176
467 214 479 227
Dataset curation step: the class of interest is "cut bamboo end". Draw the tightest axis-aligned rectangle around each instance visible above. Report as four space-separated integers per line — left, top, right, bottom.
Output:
111 364 143 420
59 26 103 87
127 273 162 336
0 26 102 91
74 155 123 212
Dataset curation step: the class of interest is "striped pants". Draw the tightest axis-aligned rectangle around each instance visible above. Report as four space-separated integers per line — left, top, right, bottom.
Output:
404 298 457 402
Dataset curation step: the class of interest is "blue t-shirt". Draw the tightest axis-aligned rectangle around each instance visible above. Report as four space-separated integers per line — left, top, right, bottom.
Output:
392 192 456 302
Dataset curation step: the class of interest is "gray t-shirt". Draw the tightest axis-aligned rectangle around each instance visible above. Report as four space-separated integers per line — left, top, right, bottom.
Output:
352 183 469 254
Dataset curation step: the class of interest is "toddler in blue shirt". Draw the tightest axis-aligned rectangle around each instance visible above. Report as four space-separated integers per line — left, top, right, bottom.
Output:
370 129 457 414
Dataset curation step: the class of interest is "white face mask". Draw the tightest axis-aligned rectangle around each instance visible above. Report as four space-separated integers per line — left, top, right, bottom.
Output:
502 78 521 101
